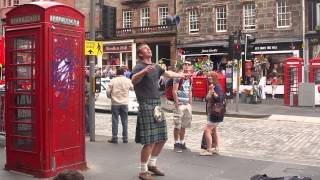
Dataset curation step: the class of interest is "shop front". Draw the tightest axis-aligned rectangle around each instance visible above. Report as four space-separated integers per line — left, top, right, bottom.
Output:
240 40 302 96
102 40 136 71
178 41 229 73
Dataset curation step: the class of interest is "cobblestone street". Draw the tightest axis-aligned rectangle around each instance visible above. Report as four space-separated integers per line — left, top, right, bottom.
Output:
95 112 320 167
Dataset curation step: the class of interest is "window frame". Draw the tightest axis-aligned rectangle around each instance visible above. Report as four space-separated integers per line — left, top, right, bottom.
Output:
140 7 150 27
189 9 199 34
216 5 227 32
316 3 320 27
122 10 132 28
158 6 169 25
277 0 291 28
243 3 256 30
1 0 19 8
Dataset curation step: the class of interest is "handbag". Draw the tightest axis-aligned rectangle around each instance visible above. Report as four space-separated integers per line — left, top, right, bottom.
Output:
210 101 226 117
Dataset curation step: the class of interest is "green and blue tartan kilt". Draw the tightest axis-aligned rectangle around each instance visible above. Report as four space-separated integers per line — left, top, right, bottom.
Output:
135 98 167 145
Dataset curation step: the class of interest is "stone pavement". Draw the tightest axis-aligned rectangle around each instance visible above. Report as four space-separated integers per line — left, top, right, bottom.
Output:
96 96 320 119
1 136 320 180
161 97 320 118
96 112 320 167
1 112 320 179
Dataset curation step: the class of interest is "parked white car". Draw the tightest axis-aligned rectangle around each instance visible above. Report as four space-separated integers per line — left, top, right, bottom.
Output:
95 77 139 113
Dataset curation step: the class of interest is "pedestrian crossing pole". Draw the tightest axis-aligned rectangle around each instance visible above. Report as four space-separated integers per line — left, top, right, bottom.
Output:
89 0 96 142
235 30 242 113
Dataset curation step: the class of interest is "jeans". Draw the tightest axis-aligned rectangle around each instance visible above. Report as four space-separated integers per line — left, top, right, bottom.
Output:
111 105 128 141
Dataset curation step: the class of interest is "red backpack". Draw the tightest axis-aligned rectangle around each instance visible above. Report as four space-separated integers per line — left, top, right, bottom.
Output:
165 78 183 101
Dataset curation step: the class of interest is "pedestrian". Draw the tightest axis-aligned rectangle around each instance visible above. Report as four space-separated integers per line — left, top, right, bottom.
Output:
53 169 84 180
124 66 132 79
107 66 133 144
172 60 192 153
85 68 90 136
200 71 225 156
131 43 186 180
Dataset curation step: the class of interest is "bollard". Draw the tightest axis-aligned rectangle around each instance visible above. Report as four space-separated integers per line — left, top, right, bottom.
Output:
289 93 294 107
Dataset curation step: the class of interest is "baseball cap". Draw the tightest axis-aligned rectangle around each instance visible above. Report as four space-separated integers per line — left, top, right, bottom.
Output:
183 60 192 64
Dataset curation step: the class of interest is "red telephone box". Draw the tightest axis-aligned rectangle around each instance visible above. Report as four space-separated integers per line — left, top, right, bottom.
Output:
309 58 320 105
283 57 303 106
4 2 86 177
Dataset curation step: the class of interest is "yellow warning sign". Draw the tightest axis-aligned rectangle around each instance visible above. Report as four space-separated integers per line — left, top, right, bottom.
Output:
85 41 103 56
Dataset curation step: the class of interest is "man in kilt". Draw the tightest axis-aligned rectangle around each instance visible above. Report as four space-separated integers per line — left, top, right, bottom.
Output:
131 43 186 180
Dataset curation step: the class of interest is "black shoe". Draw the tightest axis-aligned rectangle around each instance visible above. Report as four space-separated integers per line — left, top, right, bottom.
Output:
174 143 182 153
123 140 128 143
108 139 118 144
181 143 189 150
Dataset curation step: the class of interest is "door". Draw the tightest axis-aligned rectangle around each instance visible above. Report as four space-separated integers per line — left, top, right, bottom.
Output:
49 27 84 169
5 29 40 170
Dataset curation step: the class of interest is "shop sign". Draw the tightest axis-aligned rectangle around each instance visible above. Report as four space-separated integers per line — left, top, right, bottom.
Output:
254 45 278 51
104 44 132 52
183 46 226 55
201 48 218 53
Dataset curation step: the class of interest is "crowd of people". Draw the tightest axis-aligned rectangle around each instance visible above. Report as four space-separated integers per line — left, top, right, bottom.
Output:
83 43 226 180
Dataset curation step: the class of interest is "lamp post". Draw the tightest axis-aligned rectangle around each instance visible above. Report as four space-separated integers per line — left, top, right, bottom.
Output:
89 0 96 142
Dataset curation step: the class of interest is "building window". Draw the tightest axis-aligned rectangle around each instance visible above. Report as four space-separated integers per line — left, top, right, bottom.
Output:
316 3 320 27
1 0 19 7
216 6 227 32
189 9 199 34
277 0 290 28
140 7 150 27
123 10 132 28
243 3 256 30
158 6 168 25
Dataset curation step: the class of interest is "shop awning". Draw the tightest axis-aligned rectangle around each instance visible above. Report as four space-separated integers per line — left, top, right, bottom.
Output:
177 40 228 48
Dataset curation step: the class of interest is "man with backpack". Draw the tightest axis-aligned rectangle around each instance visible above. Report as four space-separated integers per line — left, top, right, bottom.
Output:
171 60 193 153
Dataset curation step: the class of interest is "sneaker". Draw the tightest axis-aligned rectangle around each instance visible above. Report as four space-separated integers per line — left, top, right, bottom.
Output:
107 139 118 144
181 143 189 150
139 172 154 180
199 150 213 156
174 143 182 153
148 166 165 176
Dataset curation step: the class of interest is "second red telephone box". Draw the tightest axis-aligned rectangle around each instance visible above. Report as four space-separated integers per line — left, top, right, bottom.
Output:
309 58 320 105
283 57 303 106
4 2 86 178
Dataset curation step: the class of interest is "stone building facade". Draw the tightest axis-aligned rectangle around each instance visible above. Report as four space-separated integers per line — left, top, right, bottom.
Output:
177 0 303 91
76 0 177 70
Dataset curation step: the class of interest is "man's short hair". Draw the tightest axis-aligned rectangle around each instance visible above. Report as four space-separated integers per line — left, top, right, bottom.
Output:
53 170 84 180
137 43 148 59
116 67 125 76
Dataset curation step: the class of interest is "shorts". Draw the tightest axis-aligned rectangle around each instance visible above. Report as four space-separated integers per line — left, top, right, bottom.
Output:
173 104 192 129
207 116 220 126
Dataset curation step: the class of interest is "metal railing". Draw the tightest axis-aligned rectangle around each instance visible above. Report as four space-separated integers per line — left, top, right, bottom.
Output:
116 25 176 38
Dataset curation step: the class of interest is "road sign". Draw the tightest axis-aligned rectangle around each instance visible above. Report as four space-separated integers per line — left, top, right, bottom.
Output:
85 41 103 56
